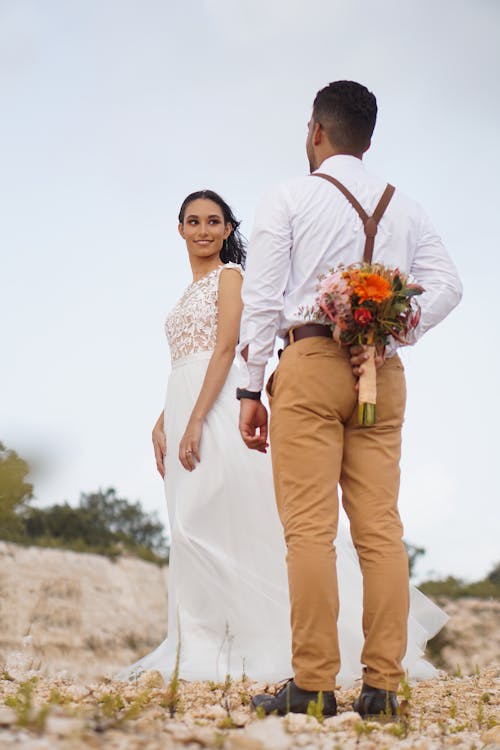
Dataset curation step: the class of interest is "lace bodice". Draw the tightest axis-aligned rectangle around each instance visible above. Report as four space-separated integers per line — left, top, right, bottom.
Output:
165 263 243 362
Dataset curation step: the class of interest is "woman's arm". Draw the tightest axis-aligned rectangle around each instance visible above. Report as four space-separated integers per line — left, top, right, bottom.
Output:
179 268 243 471
152 410 166 478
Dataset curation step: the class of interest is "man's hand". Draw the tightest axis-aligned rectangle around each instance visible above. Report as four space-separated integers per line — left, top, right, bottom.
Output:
349 343 386 382
239 399 269 452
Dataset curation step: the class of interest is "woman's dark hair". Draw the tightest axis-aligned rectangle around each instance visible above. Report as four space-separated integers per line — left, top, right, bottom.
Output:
178 190 246 268
313 80 377 153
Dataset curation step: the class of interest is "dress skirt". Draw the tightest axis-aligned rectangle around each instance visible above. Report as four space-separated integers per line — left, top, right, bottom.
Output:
118 352 447 686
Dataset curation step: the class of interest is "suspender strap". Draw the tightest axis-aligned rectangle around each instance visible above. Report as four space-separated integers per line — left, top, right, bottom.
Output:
312 172 396 264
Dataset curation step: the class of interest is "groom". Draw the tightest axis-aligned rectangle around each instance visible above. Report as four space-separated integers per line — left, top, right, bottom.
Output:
237 80 462 717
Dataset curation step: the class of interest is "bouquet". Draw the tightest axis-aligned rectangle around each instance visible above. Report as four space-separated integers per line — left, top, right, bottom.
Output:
302 263 424 426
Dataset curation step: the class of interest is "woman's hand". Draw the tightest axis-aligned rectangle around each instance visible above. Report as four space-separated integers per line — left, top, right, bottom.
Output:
152 413 167 478
179 417 203 471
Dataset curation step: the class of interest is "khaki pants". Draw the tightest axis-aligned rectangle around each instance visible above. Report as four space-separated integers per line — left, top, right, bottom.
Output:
268 336 409 692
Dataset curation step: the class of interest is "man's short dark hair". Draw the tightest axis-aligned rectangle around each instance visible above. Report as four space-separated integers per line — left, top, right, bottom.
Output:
313 81 377 153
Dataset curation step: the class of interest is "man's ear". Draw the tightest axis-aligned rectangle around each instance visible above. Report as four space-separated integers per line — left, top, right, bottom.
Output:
178 222 185 239
312 121 323 146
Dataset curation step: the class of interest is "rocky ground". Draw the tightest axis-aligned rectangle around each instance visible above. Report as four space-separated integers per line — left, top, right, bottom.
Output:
0 542 498 748
0 667 498 749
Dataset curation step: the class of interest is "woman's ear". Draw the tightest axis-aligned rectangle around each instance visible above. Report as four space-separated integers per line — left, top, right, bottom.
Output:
223 223 232 240
178 222 185 239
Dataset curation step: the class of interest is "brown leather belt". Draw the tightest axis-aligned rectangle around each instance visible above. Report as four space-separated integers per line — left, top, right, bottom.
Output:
283 323 332 348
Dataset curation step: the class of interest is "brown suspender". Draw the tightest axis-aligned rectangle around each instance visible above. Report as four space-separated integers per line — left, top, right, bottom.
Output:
311 173 396 264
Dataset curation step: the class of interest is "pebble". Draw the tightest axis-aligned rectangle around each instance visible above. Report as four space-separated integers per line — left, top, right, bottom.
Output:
244 715 291 750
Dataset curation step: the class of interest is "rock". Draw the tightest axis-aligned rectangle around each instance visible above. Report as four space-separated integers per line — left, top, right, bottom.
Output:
324 710 360 729
282 712 316 731
228 736 264 750
0 706 17 726
231 709 250 727
482 725 500 745
65 684 89 700
44 713 85 736
204 704 227 719
244 715 291 750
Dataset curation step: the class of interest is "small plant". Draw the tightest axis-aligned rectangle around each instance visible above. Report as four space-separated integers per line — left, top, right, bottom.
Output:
241 658 248 684
162 612 182 718
255 704 267 719
449 722 469 733
398 674 412 703
239 690 250 706
220 672 233 721
418 711 425 732
98 692 125 718
477 695 486 727
218 715 237 729
387 721 408 738
2 670 14 681
122 689 153 722
49 688 70 705
449 700 457 719
454 664 463 678
354 719 378 737
5 677 48 731
306 691 325 724
32 704 50 733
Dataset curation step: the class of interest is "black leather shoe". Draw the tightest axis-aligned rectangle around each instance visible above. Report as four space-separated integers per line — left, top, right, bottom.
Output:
251 678 337 716
353 683 399 720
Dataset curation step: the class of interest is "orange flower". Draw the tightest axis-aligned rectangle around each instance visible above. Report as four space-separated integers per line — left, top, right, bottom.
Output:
353 273 392 303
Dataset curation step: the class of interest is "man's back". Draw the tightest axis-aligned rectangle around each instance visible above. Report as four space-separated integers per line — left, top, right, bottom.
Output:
241 153 462 388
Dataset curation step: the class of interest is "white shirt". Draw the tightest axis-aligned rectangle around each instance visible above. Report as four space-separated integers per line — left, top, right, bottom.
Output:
239 154 463 391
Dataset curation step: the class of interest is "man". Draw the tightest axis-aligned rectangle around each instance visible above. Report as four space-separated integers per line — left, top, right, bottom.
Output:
236 80 462 718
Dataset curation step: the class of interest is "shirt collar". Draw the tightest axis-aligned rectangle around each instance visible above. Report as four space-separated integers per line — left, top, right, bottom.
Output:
315 154 366 176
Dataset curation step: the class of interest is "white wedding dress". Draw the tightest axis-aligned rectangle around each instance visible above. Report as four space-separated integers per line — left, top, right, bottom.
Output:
118 263 447 687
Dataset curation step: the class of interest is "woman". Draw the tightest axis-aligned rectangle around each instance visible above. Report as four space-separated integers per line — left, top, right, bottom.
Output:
119 189 446 686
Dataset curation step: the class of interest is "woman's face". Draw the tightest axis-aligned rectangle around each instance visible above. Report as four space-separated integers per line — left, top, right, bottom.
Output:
178 198 232 261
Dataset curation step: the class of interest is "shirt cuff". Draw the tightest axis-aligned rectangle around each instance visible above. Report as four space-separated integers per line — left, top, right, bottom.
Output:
237 354 266 392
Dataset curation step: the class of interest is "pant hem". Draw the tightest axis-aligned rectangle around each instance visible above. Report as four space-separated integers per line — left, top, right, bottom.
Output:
295 678 337 692
363 675 401 692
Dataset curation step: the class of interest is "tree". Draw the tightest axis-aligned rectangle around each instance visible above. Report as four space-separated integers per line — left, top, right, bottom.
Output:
0 442 33 541
404 541 426 578
23 487 169 563
487 562 500 586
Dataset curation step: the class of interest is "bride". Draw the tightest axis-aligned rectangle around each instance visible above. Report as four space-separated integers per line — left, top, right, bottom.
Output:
118 189 446 687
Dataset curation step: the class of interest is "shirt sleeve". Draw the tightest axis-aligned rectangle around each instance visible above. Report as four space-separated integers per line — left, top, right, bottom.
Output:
405 207 463 345
237 185 293 391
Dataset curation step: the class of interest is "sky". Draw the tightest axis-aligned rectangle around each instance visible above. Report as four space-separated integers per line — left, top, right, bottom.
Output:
1 0 499 583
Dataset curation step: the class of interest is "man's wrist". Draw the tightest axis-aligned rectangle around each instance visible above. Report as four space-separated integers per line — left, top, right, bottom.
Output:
236 388 262 401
